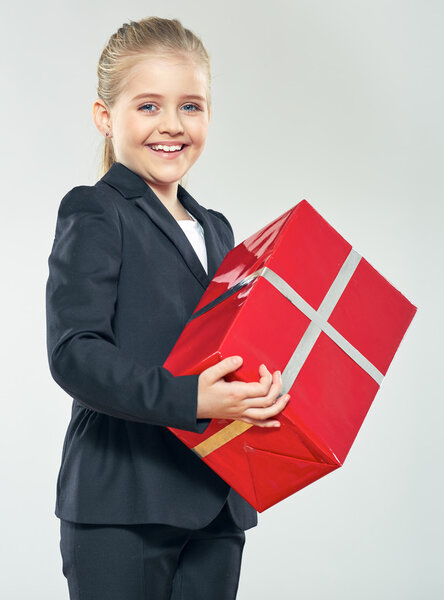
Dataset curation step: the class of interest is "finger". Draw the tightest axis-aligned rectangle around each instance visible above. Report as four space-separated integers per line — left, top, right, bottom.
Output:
237 415 282 428
267 369 284 401
242 393 290 420
230 378 271 399
258 363 270 376
258 363 273 381
242 419 282 428
205 356 243 383
232 366 279 399
258 364 273 386
241 370 283 406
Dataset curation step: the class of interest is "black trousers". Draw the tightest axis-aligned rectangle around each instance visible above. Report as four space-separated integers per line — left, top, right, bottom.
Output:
59 501 246 600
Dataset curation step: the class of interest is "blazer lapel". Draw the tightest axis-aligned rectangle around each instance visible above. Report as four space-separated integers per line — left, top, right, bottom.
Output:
100 162 223 289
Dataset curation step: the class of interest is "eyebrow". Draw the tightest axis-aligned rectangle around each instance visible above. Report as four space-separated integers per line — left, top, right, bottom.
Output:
131 92 207 102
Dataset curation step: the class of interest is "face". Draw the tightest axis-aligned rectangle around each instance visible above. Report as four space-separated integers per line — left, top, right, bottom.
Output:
94 53 210 197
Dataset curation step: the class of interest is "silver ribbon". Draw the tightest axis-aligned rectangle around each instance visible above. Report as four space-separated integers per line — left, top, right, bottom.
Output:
260 248 384 388
190 247 384 458
192 247 384 388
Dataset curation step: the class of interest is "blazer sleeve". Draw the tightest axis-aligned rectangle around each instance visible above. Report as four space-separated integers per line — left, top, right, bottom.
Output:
45 185 210 434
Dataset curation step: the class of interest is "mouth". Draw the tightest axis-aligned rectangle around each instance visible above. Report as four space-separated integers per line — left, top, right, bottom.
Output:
145 144 188 159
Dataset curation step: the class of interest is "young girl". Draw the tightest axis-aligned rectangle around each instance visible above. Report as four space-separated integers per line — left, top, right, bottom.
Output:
46 16 289 600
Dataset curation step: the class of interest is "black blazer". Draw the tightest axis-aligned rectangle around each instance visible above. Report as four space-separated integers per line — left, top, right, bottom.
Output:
46 161 258 530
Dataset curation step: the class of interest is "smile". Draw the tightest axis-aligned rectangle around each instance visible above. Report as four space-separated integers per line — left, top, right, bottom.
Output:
145 144 187 159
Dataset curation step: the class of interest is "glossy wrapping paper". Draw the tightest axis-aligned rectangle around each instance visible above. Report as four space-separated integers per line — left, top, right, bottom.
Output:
163 200 417 512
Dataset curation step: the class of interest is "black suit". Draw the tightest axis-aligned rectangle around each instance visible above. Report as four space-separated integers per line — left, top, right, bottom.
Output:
46 161 258 531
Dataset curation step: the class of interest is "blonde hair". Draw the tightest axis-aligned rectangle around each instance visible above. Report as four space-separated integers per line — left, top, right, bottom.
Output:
96 17 212 183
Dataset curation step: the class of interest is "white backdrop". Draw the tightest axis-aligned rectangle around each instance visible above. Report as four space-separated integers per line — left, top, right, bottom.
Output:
1 0 442 598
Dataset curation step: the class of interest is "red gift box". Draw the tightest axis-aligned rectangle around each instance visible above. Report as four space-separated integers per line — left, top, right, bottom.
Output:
164 200 417 512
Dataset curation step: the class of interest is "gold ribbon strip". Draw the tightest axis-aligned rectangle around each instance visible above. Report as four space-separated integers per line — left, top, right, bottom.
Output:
192 420 253 458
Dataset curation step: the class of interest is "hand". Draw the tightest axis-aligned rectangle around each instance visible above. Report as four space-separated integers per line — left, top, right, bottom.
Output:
196 356 290 428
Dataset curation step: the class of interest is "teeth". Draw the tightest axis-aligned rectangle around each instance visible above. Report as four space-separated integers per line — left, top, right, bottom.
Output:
149 144 183 152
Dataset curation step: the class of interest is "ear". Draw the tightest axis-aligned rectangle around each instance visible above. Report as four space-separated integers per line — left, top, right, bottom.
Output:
92 98 112 137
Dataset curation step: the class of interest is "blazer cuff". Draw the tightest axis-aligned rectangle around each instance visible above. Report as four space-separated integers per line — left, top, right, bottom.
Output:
170 371 212 434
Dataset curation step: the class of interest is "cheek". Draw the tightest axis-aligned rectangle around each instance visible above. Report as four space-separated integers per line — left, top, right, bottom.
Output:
190 122 209 146
124 115 149 142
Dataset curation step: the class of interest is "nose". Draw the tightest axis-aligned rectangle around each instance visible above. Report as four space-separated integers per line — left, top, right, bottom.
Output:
157 107 185 135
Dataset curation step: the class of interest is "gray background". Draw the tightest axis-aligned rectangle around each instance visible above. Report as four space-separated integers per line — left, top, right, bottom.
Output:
1 0 442 598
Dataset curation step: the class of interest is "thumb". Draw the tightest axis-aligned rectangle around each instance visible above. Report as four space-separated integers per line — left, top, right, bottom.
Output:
205 355 243 382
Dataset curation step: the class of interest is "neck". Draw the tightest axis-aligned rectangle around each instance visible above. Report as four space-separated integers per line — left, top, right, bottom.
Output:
145 180 192 220
146 180 181 213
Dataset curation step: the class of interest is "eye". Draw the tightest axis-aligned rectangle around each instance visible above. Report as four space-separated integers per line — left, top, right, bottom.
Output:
139 103 156 112
182 103 201 112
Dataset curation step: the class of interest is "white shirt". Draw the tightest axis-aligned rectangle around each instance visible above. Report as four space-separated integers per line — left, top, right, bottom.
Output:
177 208 208 274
